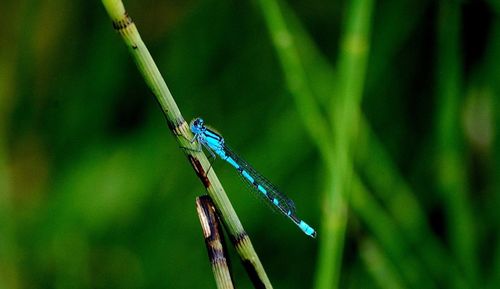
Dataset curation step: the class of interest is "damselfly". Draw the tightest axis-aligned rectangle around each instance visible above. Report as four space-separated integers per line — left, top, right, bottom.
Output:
190 117 316 238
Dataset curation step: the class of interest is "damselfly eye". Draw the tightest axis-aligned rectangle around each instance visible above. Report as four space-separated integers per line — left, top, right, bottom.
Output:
190 117 205 133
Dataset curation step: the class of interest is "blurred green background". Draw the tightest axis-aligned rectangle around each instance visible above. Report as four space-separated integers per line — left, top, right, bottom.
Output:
1 0 499 288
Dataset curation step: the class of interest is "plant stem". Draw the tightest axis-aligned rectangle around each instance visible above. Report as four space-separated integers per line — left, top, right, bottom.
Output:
196 196 235 289
258 0 373 288
318 1 373 288
100 1 272 287
435 1 478 286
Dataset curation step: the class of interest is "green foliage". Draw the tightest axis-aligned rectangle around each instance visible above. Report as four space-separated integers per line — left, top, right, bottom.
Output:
0 0 499 288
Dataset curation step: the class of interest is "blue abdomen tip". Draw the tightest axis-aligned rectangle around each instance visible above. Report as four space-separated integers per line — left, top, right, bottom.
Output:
299 221 317 238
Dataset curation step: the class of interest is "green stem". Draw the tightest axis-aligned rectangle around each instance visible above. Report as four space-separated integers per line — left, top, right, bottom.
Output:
258 1 373 288
318 1 373 288
435 1 478 286
261 2 468 284
257 0 334 162
100 1 272 287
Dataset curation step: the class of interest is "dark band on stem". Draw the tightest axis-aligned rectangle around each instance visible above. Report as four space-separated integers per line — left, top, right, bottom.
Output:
169 117 187 136
241 260 266 289
197 196 227 264
229 230 249 246
189 155 210 188
207 241 226 264
231 233 265 289
112 12 133 30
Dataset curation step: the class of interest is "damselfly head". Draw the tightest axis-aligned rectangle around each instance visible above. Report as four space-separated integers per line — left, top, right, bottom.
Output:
190 117 205 134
